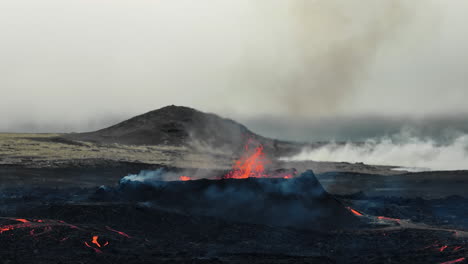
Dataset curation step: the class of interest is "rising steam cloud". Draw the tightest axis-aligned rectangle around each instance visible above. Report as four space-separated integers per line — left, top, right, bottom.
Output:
281 133 468 171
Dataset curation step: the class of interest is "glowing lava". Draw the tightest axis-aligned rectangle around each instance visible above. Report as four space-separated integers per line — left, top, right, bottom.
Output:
84 242 102 254
225 141 269 179
0 217 134 255
377 216 401 222
440 258 466 264
439 245 448 252
453 246 463 252
179 176 192 181
0 218 35 234
347 207 364 216
106 226 132 238
84 235 108 253
92 236 102 247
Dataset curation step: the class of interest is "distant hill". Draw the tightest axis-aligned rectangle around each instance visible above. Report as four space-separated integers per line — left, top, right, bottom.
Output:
64 105 296 155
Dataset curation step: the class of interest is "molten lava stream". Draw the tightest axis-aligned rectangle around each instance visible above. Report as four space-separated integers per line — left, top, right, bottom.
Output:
440 257 466 264
347 207 364 216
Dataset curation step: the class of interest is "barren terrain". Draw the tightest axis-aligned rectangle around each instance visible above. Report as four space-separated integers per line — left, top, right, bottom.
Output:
1 107 467 263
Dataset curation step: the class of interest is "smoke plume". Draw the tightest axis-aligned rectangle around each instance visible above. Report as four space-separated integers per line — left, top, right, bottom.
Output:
233 0 420 116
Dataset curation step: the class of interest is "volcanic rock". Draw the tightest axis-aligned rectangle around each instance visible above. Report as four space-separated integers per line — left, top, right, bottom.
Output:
98 170 361 231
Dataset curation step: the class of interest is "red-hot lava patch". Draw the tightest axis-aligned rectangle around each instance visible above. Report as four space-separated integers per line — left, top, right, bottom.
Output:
0 216 132 257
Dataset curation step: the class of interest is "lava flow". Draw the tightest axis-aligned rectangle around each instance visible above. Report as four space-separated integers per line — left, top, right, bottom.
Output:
1 218 35 233
347 207 364 216
377 216 401 222
1 217 134 255
439 245 449 252
84 235 109 253
225 141 270 179
106 226 132 238
440 258 466 264
179 176 191 181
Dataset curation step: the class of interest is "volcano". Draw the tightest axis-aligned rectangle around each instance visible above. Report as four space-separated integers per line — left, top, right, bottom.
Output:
95 170 362 231
64 105 284 154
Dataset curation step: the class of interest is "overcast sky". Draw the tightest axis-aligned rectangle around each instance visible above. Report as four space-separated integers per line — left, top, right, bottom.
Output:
1 0 467 138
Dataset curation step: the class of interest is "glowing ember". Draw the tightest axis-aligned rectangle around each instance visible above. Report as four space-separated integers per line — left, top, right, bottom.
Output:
347 207 364 216
225 141 269 179
0 222 34 234
440 258 466 264
84 241 102 254
377 216 401 222
0 226 12 233
453 246 463 252
106 226 131 238
1 217 124 254
92 235 102 247
439 245 448 252
179 176 191 181
84 235 108 253
283 175 293 179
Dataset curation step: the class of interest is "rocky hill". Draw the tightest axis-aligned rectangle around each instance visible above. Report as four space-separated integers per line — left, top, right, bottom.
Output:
64 105 292 155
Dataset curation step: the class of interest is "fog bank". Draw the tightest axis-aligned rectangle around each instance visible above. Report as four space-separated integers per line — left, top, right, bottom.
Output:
281 132 468 171
3 0 468 132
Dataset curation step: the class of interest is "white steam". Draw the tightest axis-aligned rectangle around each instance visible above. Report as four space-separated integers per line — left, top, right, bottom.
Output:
121 169 180 184
281 134 468 171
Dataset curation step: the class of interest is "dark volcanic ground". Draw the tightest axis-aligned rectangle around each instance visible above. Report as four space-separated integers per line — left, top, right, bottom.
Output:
1 166 468 264
1 106 468 263
2 201 468 264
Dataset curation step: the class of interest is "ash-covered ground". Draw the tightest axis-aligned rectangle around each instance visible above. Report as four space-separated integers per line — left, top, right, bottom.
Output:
1 167 467 264
1 106 467 263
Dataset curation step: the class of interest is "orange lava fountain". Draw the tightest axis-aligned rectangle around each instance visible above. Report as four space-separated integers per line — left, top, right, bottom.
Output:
225 142 270 179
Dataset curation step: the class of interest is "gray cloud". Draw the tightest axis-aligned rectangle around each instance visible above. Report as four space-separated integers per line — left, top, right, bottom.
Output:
233 0 416 116
0 0 466 136
242 114 468 143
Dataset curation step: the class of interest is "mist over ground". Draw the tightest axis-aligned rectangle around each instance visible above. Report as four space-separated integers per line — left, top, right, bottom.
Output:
280 128 468 171
1 0 467 131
